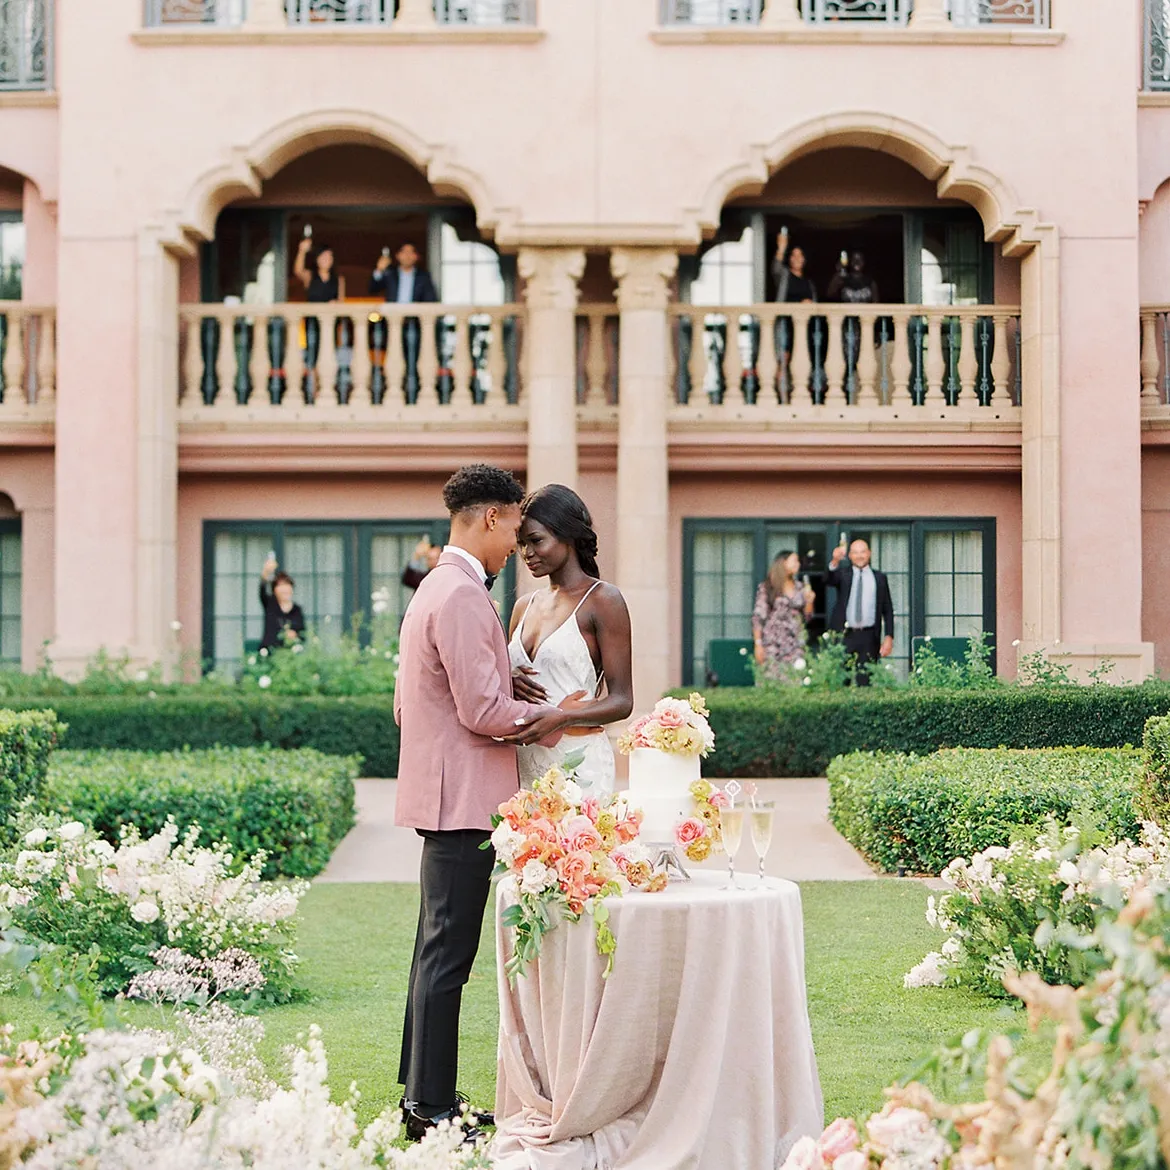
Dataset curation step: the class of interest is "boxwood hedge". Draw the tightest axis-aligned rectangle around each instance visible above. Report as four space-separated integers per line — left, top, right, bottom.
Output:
674 685 1170 778
0 708 66 841
40 746 359 879
827 746 1143 875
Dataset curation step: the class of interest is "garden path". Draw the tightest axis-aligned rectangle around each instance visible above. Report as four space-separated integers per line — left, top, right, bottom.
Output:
316 778 877 884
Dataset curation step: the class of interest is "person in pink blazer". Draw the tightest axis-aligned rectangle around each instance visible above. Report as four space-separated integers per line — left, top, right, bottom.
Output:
394 463 587 1144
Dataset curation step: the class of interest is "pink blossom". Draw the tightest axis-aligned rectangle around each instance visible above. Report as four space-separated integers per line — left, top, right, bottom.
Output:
866 1106 932 1152
581 797 601 824
557 850 593 889
675 818 707 847
833 1153 868 1170
818 1117 860 1161
708 789 730 810
781 1136 827 1170
614 817 640 844
656 707 685 729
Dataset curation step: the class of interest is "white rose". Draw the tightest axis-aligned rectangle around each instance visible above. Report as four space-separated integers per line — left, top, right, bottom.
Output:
258 675 272 689
130 900 160 924
23 828 49 847
1057 860 1080 886
561 779 584 806
87 839 116 863
792 657 807 671
136 669 149 682
171 620 183 632
519 860 555 896
491 822 525 865
56 821 85 842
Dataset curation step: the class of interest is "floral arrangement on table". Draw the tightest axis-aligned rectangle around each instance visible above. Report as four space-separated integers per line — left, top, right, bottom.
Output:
904 819 1170 995
795 884 1170 1170
674 779 730 863
490 754 666 981
0 815 307 1002
616 693 715 758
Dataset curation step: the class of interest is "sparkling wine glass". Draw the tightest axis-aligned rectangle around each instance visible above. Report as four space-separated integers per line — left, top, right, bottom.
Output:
750 802 775 885
721 807 745 889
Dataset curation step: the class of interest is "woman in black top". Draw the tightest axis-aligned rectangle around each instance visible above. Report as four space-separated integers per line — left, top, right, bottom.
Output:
292 237 347 403
771 231 821 403
259 558 305 651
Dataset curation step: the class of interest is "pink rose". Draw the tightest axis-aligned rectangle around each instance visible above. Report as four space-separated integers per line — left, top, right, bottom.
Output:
832 1154 868 1170
780 1136 826 1170
614 817 640 844
866 1107 931 1153
581 797 601 824
708 789 730 810
656 707 685 728
818 1118 859 1162
557 850 592 889
562 815 603 854
675 817 707 847
528 817 559 844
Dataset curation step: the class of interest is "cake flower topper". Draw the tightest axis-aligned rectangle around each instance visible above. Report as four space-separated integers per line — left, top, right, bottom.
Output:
744 781 759 809
724 779 742 809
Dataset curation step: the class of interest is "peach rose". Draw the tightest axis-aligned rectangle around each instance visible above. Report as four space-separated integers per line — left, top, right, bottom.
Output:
656 707 685 728
615 817 640 844
581 797 601 823
563 816 603 854
558 850 592 888
780 1136 826 1170
675 817 707 847
708 789 730 810
818 1118 859 1162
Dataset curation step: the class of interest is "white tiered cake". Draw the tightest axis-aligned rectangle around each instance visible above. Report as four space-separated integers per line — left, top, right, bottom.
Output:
626 748 700 844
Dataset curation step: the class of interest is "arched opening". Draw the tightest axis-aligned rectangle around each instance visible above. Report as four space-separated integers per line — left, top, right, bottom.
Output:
0 166 27 300
678 144 1022 415
178 140 519 411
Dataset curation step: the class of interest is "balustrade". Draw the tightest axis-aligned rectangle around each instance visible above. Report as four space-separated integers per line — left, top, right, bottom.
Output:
669 303 1020 417
0 303 54 412
0 0 51 89
575 308 620 409
1140 306 1170 409
178 303 524 416
146 0 536 25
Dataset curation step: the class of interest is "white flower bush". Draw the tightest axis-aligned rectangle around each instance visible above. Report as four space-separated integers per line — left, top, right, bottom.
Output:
905 821 1170 995
1 816 307 1000
4 1017 490 1169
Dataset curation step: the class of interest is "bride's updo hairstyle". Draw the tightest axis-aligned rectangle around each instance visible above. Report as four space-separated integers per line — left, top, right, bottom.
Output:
521 484 601 579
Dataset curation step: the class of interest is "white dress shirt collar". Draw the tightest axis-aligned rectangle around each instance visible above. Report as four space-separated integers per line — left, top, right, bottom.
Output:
444 544 487 584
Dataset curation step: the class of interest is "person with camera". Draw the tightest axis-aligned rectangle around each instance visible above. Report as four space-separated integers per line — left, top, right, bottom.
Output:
292 230 348 402
401 537 442 592
368 243 440 403
259 555 305 651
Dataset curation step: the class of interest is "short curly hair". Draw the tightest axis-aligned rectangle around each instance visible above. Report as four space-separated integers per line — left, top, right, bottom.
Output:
442 464 524 516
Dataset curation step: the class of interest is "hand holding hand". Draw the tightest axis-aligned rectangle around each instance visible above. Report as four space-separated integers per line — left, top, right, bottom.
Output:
512 665 549 704
879 636 894 659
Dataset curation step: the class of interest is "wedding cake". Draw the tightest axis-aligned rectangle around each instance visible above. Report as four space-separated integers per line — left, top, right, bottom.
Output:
626 748 701 843
618 694 716 848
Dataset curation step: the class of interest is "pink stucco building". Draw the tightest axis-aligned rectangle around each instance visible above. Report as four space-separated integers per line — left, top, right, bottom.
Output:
1 0 1169 703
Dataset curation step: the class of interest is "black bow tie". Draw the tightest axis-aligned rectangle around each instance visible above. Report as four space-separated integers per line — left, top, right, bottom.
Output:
484 575 497 592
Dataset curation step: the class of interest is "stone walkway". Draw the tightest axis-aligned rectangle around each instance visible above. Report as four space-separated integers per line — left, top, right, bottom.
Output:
316 777 877 884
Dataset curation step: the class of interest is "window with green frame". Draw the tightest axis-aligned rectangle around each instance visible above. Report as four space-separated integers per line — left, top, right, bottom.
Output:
202 520 516 672
0 520 20 666
682 517 995 686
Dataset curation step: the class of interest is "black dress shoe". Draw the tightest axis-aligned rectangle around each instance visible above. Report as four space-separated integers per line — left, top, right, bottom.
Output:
404 1105 486 1145
456 1091 495 1128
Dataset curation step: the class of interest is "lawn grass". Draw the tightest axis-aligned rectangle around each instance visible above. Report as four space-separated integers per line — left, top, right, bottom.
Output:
0 878 1042 1126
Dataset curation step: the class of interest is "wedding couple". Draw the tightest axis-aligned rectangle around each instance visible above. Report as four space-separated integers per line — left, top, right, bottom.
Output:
392 463 633 1143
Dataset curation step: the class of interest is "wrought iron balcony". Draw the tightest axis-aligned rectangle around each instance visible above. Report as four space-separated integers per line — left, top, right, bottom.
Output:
144 0 246 25
1147 0 1170 91
0 0 52 90
659 0 1049 27
146 0 535 26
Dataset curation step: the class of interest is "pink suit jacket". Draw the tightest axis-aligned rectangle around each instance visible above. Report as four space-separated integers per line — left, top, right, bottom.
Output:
393 551 560 831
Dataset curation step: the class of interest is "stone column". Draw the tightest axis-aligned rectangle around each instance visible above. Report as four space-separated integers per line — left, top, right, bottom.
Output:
612 248 678 710
519 247 585 493
245 0 285 28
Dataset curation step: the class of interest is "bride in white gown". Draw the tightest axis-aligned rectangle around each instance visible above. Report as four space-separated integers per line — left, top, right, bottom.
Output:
508 485 633 796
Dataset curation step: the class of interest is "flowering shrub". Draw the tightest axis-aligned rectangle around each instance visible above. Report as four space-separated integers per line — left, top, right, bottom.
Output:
617 693 715 758
2 1016 491 1169
491 756 665 980
904 821 1170 996
0 816 306 1001
238 624 398 697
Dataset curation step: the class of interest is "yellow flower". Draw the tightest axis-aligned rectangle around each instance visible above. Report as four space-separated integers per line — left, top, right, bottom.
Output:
596 812 617 833
690 779 715 800
688 692 710 717
686 837 713 862
599 828 618 851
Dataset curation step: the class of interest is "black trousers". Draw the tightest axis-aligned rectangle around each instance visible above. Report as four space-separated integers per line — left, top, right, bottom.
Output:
399 827 494 1110
844 626 881 686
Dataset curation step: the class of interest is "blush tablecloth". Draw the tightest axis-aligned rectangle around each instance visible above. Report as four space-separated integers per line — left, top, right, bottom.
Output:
492 873 823 1170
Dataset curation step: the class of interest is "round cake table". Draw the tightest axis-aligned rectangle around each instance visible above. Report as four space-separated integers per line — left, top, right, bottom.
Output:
492 872 824 1170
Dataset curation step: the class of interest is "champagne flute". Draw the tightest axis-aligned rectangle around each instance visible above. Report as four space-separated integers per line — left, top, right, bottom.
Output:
750 802 775 885
721 807 745 890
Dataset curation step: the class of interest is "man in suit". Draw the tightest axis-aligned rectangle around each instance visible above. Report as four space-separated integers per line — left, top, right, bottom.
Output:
394 463 586 1143
825 538 895 686
369 242 439 402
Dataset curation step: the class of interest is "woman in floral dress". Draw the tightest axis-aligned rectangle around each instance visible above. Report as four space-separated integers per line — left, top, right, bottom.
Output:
752 550 815 680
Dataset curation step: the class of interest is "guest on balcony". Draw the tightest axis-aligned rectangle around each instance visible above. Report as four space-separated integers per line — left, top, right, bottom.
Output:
369 243 439 403
827 251 881 400
293 233 347 402
259 556 306 651
772 228 818 400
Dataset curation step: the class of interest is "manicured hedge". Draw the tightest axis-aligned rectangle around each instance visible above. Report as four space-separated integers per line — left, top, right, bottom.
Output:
1141 714 1170 823
672 685 1170 778
827 747 1143 875
0 708 66 841
0 695 399 777
40 746 359 879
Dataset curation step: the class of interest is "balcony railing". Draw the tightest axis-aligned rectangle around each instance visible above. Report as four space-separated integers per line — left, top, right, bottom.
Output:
146 0 535 25
1147 0 1170 91
660 0 1049 27
1141 306 1170 409
669 304 1021 417
178 303 525 417
576 308 619 410
0 303 55 411
0 0 51 89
